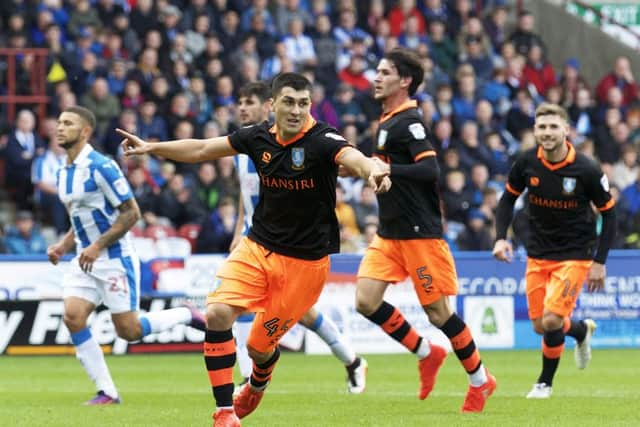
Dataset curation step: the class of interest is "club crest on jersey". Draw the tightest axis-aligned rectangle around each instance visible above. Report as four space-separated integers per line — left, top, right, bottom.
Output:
377 130 388 149
562 177 576 195
291 147 305 170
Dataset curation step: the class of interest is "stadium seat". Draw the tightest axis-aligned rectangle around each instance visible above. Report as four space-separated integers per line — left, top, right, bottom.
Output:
144 224 177 240
131 237 158 261
178 223 201 252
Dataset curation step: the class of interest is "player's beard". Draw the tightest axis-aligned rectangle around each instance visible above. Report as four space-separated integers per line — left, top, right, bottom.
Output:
59 136 80 150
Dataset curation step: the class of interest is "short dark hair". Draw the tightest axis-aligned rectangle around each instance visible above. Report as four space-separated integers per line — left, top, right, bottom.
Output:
238 81 271 103
383 48 425 96
271 72 312 98
64 106 96 129
535 103 569 123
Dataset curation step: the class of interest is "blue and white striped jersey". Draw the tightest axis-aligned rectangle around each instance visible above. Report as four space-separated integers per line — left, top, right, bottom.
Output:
234 153 260 233
57 144 135 259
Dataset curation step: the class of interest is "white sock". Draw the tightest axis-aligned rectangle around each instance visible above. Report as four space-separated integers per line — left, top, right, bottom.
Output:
469 363 488 387
312 313 356 365
71 328 118 398
234 318 253 379
139 307 191 336
415 338 432 359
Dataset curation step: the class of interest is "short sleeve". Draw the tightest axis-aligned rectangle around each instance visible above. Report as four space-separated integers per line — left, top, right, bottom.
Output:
584 162 614 212
228 125 259 156
94 160 133 208
318 129 351 165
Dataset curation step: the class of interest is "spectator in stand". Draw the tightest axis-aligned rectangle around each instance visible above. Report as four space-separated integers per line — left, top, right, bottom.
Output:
111 12 141 57
452 66 479 127
433 118 456 155
247 12 276 62
128 48 163 95
558 58 589 106
434 83 455 121
128 167 159 215
31 117 69 234
484 5 508 51
351 183 379 233
509 9 545 57
422 0 448 25
338 54 372 94
275 0 313 37
596 56 639 107
186 74 213 126
195 162 222 212
216 157 241 203
456 121 493 172
628 108 640 144
120 79 144 110
594 108 624 166
335 182 360 240
80 77 120 139
388 0 426 37
311 83 340 129
522 43 557 99
105 59 128 97
568 87 597 139
442 169 473 225
460 34 494 83
5 211 47 255
612 144 640 191
333 83 367 131
505 88 536 140
621 171 640 217
485 131 510 181
334 8 373 54
4 109 46 210
240 0 275 35
283 16 317 69
128 0 156 40
196 196 237 253
67 0 102 39
456 209 493 251
398 15 429 50
428 18 458 77
181 0 214 34
138 100 168 142
218 9 242 56
103 108 137 159
158 174 207 228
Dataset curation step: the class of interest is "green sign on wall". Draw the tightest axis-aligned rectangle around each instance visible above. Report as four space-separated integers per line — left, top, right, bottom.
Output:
567 2 640 27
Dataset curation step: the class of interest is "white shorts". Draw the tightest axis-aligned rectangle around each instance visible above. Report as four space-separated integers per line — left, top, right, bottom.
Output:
62 255 141 314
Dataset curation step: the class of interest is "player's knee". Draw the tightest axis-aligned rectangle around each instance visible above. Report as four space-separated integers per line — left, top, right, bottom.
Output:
541 314 563 331
247 345 271 364
63 312 86 333
531 319 544 334
206 303 235 330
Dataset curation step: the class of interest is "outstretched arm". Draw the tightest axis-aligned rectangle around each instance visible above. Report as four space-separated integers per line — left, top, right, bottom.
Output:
117 129 238 163
337 148 391 193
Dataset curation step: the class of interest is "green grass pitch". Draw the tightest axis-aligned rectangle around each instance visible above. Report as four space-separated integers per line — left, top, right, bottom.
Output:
1 349 638 426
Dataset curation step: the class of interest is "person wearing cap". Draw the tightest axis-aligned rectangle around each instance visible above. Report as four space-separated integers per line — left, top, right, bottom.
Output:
4 211 47 255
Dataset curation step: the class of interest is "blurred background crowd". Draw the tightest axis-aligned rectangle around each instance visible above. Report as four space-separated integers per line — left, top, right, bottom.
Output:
0 0 639 256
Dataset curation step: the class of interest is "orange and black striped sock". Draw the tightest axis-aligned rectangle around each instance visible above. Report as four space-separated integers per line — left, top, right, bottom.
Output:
440 314 482 374
563 317 587 342
539 328 565 386
204 329 236 408
365 301 422 353
250 347 280 390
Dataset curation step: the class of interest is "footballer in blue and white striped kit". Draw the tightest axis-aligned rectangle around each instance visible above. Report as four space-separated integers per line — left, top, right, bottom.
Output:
48 107 206 405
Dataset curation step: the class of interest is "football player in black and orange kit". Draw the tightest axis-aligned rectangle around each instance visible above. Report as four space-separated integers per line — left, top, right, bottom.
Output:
355 47 496 413
117 72 390 427
493 103 616 399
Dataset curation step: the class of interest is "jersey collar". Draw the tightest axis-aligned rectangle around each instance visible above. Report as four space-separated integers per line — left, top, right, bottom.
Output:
71 143 94 166
269 115 317 146
380 100 418 124
536 141 576 171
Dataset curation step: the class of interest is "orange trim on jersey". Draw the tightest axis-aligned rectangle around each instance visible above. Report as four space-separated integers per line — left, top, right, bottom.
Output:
269 115 317 146
204 339 236 357
379 100 418 123
598 198 615 212
537 141 576 171
334 146 354 164
506 183 521 196
414 150 436 162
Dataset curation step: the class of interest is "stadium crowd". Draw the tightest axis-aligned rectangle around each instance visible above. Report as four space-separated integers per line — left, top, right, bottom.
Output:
0 0 639 256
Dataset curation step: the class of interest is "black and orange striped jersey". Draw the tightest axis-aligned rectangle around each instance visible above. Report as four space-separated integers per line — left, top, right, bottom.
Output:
504 142 615 260
374 100 443 239
228 117 351 260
